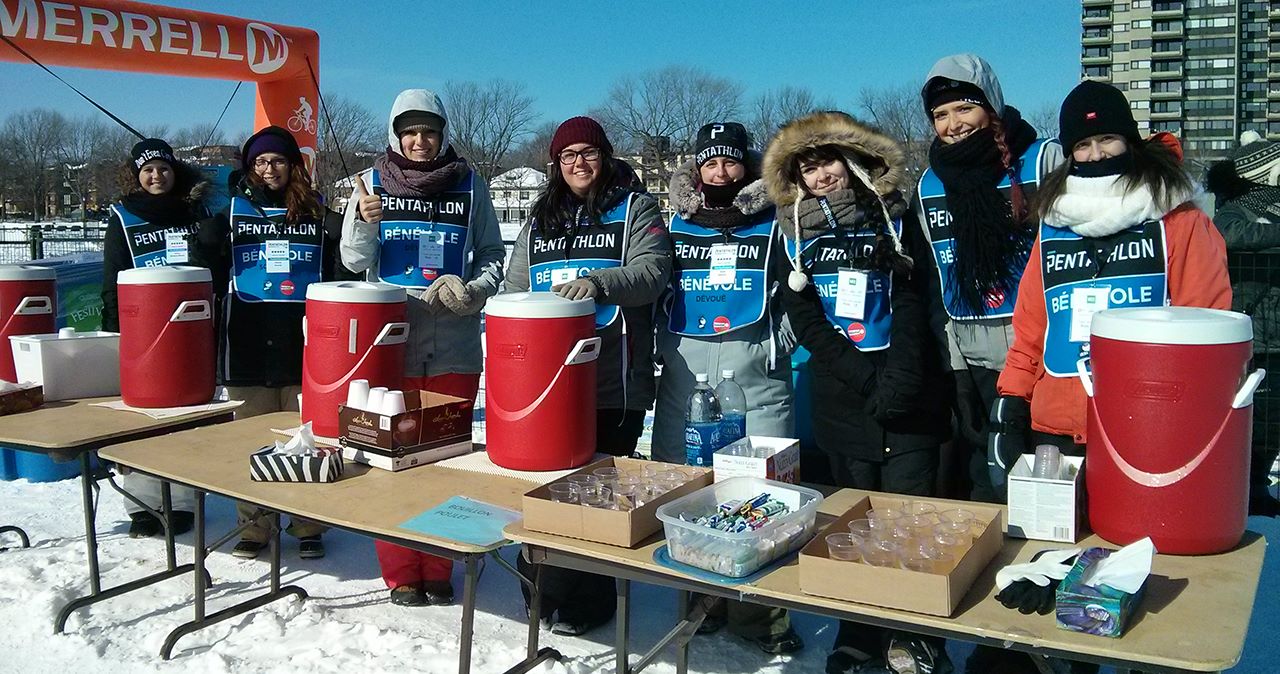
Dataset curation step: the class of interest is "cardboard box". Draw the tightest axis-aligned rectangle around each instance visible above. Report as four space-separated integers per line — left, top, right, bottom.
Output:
249 445 344 483
798 495 1005 617
338 390 474 471
0 383 42 416
523 457 713 548
713 436 800 484
1056 546 1147 638
1007 454 1085 543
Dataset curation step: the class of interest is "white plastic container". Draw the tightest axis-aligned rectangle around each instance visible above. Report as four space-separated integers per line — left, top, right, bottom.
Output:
10 328 121 400
656 476 823 578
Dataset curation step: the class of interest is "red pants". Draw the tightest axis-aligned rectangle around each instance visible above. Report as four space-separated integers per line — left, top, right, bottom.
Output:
375 372 481 589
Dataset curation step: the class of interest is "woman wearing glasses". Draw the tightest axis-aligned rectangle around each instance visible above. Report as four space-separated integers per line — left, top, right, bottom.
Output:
341 89 506 608
504 115 672 637
192 125 352 561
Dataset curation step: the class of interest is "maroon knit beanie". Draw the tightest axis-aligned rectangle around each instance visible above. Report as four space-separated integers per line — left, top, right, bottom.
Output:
549 116 613 159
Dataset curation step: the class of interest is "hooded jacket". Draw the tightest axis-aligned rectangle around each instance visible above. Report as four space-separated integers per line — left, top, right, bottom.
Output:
764 112 950 462
650 155 795 462
102 166 211 332
340 89 507 378
915 54 1066 372
504 160 672 413
998 170 1232 443
191 126 353 387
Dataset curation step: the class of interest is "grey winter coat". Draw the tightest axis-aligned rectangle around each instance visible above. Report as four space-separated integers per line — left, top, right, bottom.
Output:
504 189 672 413
914 54 1065 371
340 89 506 377
650 157 795 463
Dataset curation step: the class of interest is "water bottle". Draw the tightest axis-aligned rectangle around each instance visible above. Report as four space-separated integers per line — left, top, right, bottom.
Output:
684 373 722 467
715 369 747 448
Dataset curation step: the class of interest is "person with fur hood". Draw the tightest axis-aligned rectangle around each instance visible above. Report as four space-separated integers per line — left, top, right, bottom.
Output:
916 54 1064 502
341 88 506 607
652 121 801 654
995 81 1231 461
765 110 952 674
504 115 672 637
102 137 210 538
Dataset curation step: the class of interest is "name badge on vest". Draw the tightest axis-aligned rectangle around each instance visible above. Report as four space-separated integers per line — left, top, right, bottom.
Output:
708 243 738 285
265 239 290 274
418 231 445 269
835 268 869 319
551 267 579 286
1070 286 1109 343
164 231 188 264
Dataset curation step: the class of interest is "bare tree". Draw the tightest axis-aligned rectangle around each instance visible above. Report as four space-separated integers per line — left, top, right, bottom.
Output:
1026 102 1060 139
749 86 837 150
55 116 111 221
595 66 744 186
857 84 934 192
170 122 228 149
312 92 382 205
2 108 71 220
443 79 538 182
507 120 558 176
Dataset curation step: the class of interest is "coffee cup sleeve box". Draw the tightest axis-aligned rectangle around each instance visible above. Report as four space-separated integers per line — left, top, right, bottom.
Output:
339 390 472 452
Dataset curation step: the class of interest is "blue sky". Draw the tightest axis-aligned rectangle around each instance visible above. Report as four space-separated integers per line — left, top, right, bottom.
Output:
0 0 1083 139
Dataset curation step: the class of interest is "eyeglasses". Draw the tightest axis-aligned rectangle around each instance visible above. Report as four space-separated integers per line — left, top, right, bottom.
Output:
557 147 602 165
253 157 290 170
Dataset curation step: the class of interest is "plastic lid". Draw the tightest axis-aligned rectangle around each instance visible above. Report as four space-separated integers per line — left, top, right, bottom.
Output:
484 291 594 319
0 264 56 281
117 265 211 285
1091 307 1252 346
306 281 406 304
695 373 709 383
722 370 735 379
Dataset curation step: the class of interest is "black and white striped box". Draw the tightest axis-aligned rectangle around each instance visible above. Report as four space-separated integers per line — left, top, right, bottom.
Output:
249 446 345 483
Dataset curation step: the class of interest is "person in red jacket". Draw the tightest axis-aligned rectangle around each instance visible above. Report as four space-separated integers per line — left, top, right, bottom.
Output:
993 80 1231 465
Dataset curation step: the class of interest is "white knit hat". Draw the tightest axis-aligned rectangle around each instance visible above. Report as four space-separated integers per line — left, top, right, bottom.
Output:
1233 130 1280 186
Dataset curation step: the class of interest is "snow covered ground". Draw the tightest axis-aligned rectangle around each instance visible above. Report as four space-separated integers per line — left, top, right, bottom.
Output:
0 475 1276 674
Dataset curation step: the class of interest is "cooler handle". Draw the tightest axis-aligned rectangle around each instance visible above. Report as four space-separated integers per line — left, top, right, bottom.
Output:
1076 357 1094 398
14 296 52 316
302 316 308 346
563 337 602 366
1232 368 1267 409
373 322 410 347
169 300 211 323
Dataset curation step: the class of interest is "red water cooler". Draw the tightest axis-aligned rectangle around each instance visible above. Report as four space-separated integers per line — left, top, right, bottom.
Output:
0 265 56 383
1083 307 1262 554
117 266 215 407
302 281 408 438
485 292 601 470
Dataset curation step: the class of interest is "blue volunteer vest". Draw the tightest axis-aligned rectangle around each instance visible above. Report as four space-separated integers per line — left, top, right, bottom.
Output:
111 204 195 268
373 169 474 288
667 209 775 336
528 194 633 329
782 203 896 352
229 196 324 303
917 138 1054 319
1040 220 1168 377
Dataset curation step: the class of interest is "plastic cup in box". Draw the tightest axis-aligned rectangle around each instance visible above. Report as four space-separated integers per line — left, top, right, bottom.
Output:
936 519 973 545
642 463 666 479
593 466 621 489
580 484 613 509
939 508 976 527
901 549 936 573
861 537 901 567
826 533 860 561
567 474 599 490
867 508 904 531
656 476 823 578
848 518 874 540
902 501 938 519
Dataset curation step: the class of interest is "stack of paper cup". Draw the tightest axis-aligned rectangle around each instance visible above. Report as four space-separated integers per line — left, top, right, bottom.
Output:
382 390 407 416
346 379 370 410
366 387 388 413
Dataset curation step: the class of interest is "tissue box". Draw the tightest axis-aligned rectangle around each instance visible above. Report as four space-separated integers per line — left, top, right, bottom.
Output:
1055 546 1147 638
0 383 42 416
713 436 800 484
249 445 344 483
1007 454 1085 543
338 390 473 471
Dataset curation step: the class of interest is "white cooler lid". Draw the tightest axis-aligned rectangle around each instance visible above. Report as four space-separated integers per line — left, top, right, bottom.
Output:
306 281 406 304
485 291 594 319
0 264 56 281
1091 306 1253 345
118 265 211 285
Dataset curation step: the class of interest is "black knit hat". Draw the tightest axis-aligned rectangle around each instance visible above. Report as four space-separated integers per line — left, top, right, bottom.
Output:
694 122 750 167
394 110 445 136
924 77 989 113
131 138 176 175
1058 80 1140 151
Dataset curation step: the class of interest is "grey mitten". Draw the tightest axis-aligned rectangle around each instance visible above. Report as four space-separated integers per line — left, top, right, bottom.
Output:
422 275 464 315
438 279 489 316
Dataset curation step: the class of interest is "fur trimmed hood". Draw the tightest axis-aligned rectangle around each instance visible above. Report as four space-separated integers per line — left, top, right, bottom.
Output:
669 153 771 219
763 111 905 208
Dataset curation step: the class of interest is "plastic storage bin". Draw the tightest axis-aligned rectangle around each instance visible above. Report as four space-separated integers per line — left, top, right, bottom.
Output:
0 448 15 480
656 476 823 578
10 328 120 401
12 450 82 482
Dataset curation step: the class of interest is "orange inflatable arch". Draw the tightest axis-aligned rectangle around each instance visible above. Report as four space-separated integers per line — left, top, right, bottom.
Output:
0 0 320 169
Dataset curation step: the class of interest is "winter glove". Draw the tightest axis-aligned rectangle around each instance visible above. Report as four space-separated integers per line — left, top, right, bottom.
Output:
422 275 465 315
994 548 1081 615
552 276 602 301
437 278 490 316
351 176 383 224
988 395 1031 492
